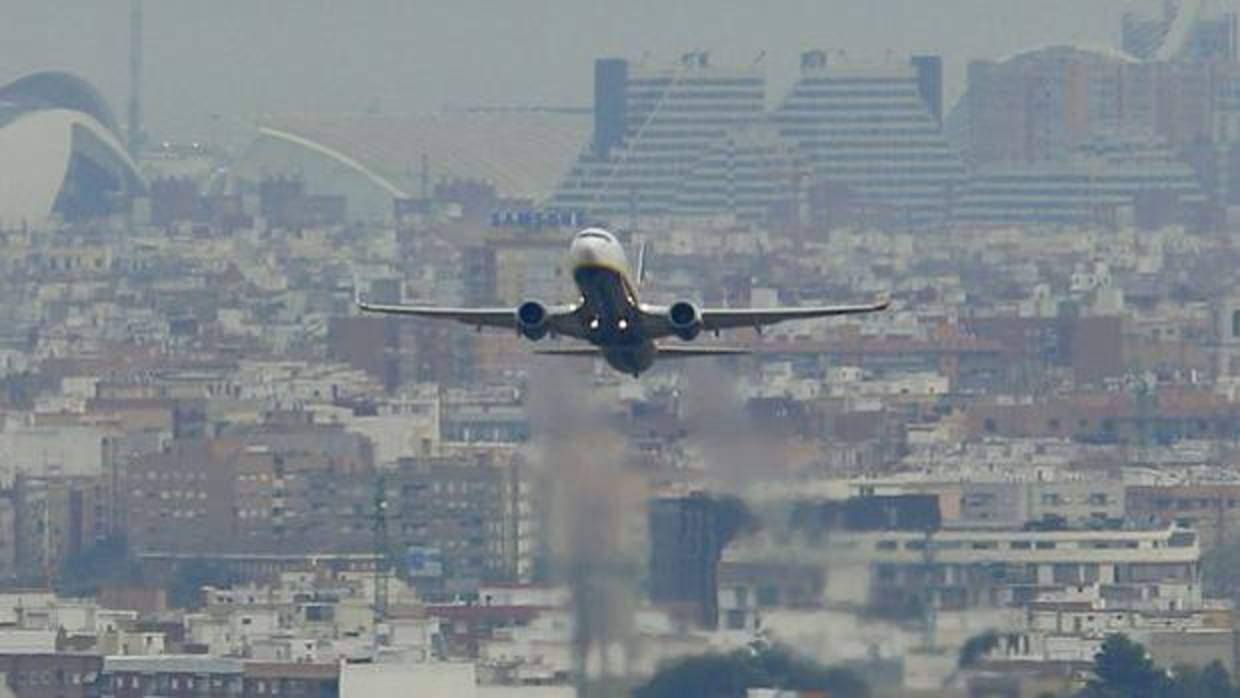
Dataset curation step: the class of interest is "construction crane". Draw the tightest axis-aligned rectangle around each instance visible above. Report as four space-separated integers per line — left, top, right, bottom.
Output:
128 0 144 158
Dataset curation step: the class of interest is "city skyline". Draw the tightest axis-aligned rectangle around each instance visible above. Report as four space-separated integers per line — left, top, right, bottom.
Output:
6 1 1240 696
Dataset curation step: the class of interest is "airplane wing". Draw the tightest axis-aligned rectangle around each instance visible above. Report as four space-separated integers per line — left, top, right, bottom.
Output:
699 296 889 331
357 298 586 337
357 300 514 328
642 295 889 339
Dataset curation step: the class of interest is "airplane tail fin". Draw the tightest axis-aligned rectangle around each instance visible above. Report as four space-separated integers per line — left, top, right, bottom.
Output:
636 239 649 287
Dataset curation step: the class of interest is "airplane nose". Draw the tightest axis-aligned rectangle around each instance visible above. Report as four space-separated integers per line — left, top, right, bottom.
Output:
572 239 600 265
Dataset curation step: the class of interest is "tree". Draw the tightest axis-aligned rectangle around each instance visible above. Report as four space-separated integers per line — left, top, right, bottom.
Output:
748 643 869 697
167 558 239 610
1166 661 1235 698
1079 640 1238 698
633 652 752 698
56 536 140 598
958 630 1001 669
1079 634 1170 698
1202 539 1240 605
633 643 869 698
1197 661 1235 698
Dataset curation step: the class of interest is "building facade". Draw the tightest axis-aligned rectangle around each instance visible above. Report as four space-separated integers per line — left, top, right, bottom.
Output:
549 53 766 222
773 52 965 227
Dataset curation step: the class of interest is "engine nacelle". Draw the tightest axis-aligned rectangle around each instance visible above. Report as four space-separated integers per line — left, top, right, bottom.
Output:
516 300 549 341
667 300 702 341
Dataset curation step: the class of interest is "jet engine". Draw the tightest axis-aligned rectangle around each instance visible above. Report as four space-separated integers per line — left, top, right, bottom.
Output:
667 300 702 340
516 300 549 340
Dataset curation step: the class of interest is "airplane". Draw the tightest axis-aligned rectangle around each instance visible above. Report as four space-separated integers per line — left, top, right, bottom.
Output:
356 228 889 377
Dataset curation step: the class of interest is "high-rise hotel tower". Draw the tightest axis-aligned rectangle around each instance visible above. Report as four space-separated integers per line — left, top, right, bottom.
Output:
773 52 966 227
548 52 766 222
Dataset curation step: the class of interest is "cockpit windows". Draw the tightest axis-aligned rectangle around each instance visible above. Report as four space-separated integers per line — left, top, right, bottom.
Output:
577 230 615 243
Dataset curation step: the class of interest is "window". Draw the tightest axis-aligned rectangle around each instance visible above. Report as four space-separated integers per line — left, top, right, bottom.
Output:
1083 564 1100 583
876 564 897 582
963 493 996 507
757 585 779 607
1053 564 1081 584
726 610 747 630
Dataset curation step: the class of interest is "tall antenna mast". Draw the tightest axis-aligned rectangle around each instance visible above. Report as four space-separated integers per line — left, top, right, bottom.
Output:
128 0 144 158
372 474 390 639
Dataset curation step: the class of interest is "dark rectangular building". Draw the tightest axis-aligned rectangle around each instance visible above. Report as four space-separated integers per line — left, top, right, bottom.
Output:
648 494 726 628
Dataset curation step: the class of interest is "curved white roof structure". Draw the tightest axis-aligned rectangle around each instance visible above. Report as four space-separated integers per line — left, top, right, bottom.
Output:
0 72 142 230
997 43 1141 66
235 110 590 221
1156 0 1206 61
254 126 408 199
247 111 590 199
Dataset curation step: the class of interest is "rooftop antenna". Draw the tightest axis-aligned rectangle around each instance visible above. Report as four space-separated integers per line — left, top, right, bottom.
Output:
128 0 144 159
420 153 430 201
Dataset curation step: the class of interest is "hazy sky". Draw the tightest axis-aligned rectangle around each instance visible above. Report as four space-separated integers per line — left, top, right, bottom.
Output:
0 0 1163 141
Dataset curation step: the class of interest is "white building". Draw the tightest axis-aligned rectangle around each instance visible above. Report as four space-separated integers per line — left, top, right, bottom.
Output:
340 662 476 698
0 423 109 483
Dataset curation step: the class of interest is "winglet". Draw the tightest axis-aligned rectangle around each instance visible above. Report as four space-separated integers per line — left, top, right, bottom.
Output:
874 292 892 310
353 277 369 312
636 239 649 287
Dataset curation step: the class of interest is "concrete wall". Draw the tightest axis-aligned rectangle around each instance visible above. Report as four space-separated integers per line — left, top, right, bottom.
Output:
340 662 476 698
1145 629 1237 674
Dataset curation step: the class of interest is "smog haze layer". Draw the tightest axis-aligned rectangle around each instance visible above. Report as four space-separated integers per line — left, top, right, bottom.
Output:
2 0 1133 139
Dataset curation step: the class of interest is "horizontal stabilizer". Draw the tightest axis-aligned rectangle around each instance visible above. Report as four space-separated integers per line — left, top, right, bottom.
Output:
656 345 750 358
532 347 600 357
532 345 748 360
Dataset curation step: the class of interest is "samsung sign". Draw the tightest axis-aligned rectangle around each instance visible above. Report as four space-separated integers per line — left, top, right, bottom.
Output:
491 210 587 228
404 546 443 578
